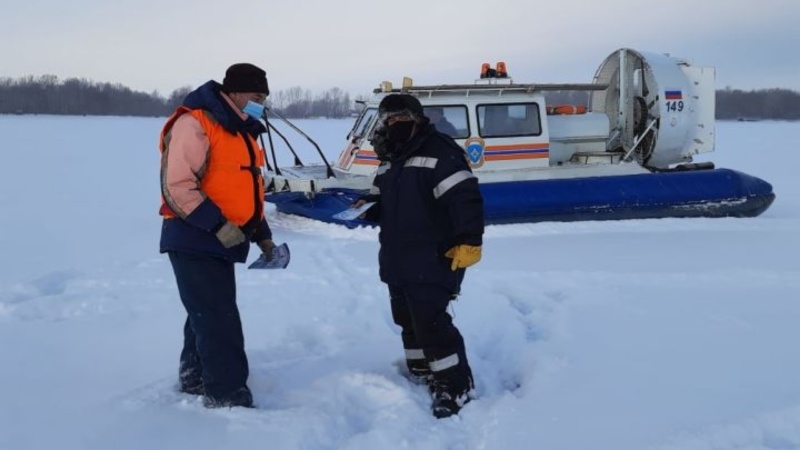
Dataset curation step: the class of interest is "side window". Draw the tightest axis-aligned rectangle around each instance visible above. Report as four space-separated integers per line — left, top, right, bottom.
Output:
349 108 378 140
423 105 469 139
477 103 541 138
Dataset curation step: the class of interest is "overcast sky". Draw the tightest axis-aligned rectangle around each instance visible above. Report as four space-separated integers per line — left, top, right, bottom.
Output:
2 0 799 97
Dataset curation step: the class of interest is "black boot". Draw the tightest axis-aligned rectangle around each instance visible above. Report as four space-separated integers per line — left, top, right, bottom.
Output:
202 386 254 409
407 358 433 388
179 381 205 396
430 369 475 419
430 376 473 419
179 360 205 396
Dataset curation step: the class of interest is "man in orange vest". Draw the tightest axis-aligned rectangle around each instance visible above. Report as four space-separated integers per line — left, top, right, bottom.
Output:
159 63 273 408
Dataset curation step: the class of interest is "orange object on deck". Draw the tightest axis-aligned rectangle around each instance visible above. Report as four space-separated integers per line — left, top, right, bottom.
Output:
546 104 588 115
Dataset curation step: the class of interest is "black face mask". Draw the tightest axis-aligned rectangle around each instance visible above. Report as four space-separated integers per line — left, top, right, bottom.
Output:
387 121 415 144
370 125 392 161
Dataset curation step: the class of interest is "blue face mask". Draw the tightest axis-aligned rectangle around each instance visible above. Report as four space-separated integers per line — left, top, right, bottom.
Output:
242 100 265 120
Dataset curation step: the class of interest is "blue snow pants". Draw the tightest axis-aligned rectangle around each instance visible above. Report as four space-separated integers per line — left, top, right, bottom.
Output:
168 251 250 403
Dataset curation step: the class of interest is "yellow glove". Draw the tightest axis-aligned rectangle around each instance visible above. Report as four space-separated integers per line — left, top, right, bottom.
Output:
444 245 482 271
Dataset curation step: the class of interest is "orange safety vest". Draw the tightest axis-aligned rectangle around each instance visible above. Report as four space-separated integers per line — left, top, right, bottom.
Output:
159 107 265 231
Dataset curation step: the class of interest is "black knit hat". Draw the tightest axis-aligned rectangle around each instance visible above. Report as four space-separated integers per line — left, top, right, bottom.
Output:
378 94 423 117
222 63 269 95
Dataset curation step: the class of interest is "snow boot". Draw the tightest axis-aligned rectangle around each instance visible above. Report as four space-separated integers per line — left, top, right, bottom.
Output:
202 386 254 409
178 367 204 396
407 358 433 389
179 381 205 396
431 384 471 418
430 375 473 419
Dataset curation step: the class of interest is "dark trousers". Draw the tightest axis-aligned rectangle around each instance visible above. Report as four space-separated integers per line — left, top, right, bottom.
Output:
389 283 472 391
169 252 249 400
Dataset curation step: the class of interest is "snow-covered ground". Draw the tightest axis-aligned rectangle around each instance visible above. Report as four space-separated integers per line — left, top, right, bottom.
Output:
0 115 798 450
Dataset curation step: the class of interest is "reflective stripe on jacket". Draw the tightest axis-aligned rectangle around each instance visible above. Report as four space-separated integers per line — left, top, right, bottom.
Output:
369 125 484 291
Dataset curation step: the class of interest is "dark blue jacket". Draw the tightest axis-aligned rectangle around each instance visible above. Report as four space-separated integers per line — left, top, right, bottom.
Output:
365 125 484 292
159 81 271 263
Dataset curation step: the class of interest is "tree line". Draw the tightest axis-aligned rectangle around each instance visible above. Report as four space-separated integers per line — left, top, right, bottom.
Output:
0 75 358 118
1 75 799 120
545 88 800 121
716 87 800 121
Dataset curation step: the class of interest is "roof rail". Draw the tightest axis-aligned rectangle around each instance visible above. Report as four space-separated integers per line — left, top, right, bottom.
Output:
373 83 608 95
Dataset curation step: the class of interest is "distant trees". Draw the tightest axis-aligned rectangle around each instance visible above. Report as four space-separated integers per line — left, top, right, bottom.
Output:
165 86 193 113
716 88 800 121
1 75 799 120
545 88 800 121
0 75 168 116
0 76 358 118
268 86 353 118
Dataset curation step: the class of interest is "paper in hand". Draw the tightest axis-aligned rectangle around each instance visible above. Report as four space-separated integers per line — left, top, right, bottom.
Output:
248 242 290 269
332 202 376 221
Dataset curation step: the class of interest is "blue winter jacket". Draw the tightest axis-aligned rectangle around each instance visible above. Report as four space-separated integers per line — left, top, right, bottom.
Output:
364 124 484 292
159 81 271 263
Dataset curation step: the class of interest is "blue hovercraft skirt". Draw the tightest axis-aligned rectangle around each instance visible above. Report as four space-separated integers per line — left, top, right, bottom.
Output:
266 168 775 228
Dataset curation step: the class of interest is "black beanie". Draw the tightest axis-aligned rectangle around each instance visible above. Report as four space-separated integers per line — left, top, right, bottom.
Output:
222 63 269 95
378 94 423 117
